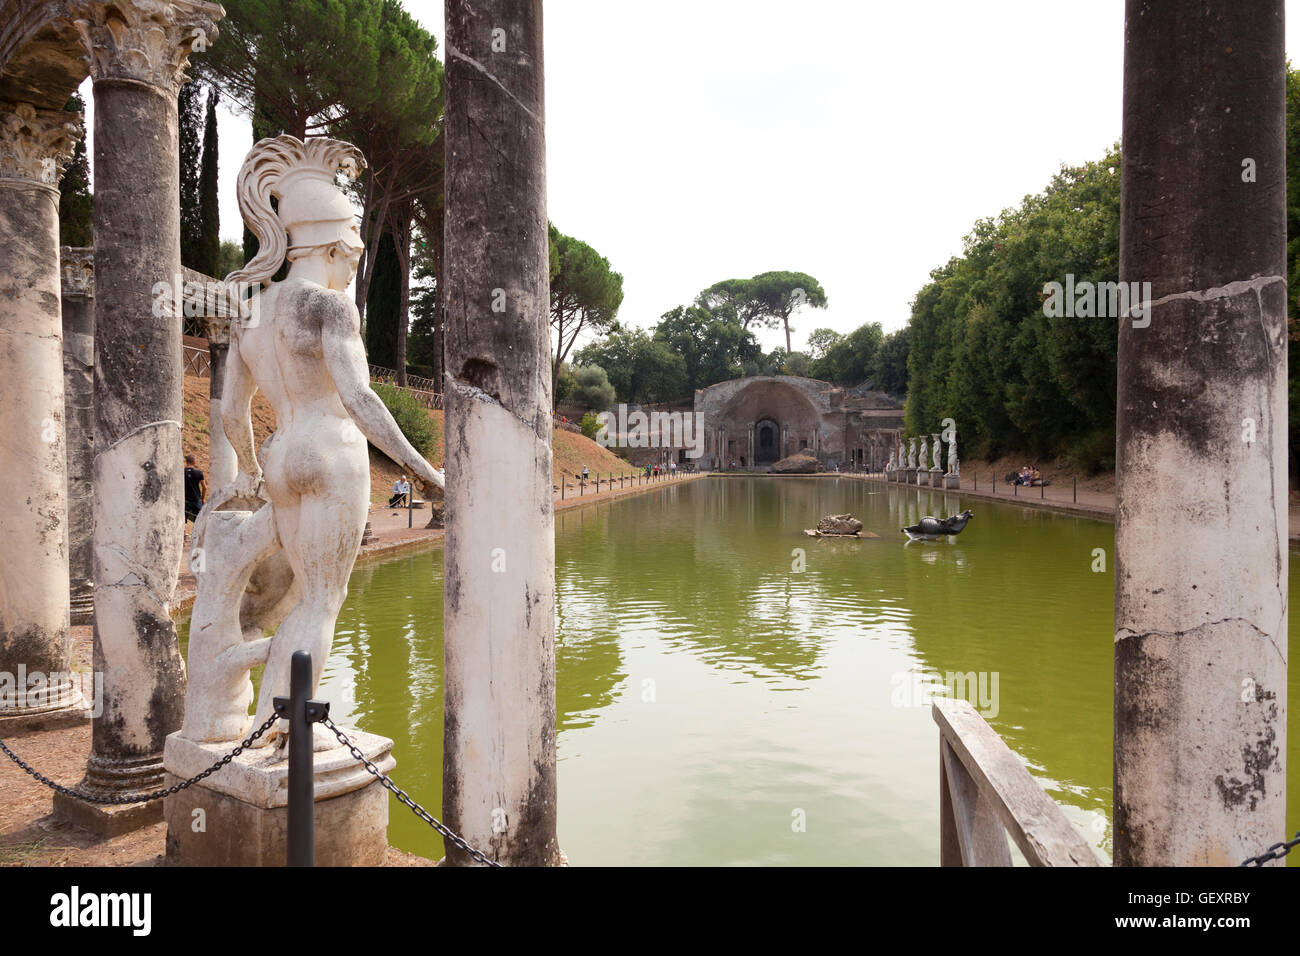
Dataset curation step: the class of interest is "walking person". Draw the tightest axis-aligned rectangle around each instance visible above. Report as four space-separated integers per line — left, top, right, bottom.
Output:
184 454 207 524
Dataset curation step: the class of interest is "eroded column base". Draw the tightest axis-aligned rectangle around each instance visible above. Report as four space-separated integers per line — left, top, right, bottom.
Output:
0 701 92 735
52 749 168 835
0 684 90 734
69 587 94 626
52 793 164 836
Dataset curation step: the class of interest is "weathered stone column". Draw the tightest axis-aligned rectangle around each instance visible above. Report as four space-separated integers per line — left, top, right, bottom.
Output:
1115 0 1287 865
55 0 223 833
203 314 236 491
0 103 85 731
442 0 559 865
61 247 95 626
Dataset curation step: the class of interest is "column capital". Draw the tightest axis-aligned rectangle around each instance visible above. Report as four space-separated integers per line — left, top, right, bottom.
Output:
71 0 225 95
61 246 95 297
0 102 81 186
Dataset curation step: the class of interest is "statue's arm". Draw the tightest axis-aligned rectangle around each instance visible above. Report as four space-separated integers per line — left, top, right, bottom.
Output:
221 329 261 484
319 290 445 491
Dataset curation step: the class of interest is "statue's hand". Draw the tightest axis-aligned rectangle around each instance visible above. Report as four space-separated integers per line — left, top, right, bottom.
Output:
232 469 265 501
412 459 445 492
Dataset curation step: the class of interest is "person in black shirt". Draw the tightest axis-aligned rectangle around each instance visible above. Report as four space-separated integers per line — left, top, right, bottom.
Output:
184 454 207 523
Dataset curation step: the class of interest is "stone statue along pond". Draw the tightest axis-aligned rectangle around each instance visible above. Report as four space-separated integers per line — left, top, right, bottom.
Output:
178 477 1300 866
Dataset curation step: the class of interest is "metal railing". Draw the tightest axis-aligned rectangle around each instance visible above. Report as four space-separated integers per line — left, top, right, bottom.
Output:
368 364 444 410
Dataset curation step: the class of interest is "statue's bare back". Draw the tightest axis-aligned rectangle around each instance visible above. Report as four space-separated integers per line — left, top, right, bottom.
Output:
198 136 444 747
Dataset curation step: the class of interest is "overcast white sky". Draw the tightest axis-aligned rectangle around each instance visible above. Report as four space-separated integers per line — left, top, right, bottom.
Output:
80 1 1300 353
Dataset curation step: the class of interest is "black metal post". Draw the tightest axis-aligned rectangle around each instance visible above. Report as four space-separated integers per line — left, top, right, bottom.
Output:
408 487 413 528
273 650 330 868
1041 480 1044 499
1073 475 1077 504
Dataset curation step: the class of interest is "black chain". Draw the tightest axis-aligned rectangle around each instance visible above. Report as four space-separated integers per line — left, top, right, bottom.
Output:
320 715 503 867
0 714 280 806
1240 831 1300 866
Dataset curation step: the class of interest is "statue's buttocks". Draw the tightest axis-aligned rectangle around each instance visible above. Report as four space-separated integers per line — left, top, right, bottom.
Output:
179 135 445 747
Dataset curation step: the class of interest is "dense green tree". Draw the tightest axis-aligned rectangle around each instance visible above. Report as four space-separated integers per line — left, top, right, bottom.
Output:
814 321 883 383
58 94 92 247
902 147 1121 468
178 82 204 270
805 328 842 360
653 305 759 392
217 240 244 279
550 223 624 403
341 1 444 334
570 365 616 411
407 240 439 375
574 325 688 403
198 85 221 277
778 350 813 378
748 271 828 354
696 277 767 330
198 0 385 139
696 271 828 353
874 327 910 396
365 230 400 369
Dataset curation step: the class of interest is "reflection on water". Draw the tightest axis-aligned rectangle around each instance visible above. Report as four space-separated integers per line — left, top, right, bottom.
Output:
180 477 1297 866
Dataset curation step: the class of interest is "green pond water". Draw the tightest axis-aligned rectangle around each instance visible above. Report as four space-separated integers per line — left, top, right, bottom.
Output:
180 477 1298 865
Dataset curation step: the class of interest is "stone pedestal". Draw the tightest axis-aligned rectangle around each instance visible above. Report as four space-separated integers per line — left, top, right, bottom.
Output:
899 468 914 484
929 467 943 488
162 728 394 867
945 473 960 490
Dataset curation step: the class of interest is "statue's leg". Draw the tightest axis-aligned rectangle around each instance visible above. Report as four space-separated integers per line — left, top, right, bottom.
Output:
251 488 367 743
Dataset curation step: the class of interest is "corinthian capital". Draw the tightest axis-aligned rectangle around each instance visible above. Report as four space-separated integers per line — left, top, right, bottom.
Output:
72 0 224 95
0 103 82 186
61 247 96 297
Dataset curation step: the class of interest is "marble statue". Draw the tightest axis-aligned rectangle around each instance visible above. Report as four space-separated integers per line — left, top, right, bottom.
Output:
947 428 959 476
886 449 896 472
931 433 942 470
181 136 445 746
907 437 918 469
918 435 929 471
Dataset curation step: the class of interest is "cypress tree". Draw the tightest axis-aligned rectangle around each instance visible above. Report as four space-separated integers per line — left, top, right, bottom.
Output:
198 85 221 277
178 81 204 270
365 230 400 369
58 94 93 247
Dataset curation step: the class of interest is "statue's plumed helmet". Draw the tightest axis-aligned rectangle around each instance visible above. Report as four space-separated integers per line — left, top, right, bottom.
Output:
226 135 368 293
278 159 365 253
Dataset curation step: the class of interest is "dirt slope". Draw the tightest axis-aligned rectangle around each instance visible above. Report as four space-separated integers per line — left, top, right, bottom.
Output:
182 376 631 503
